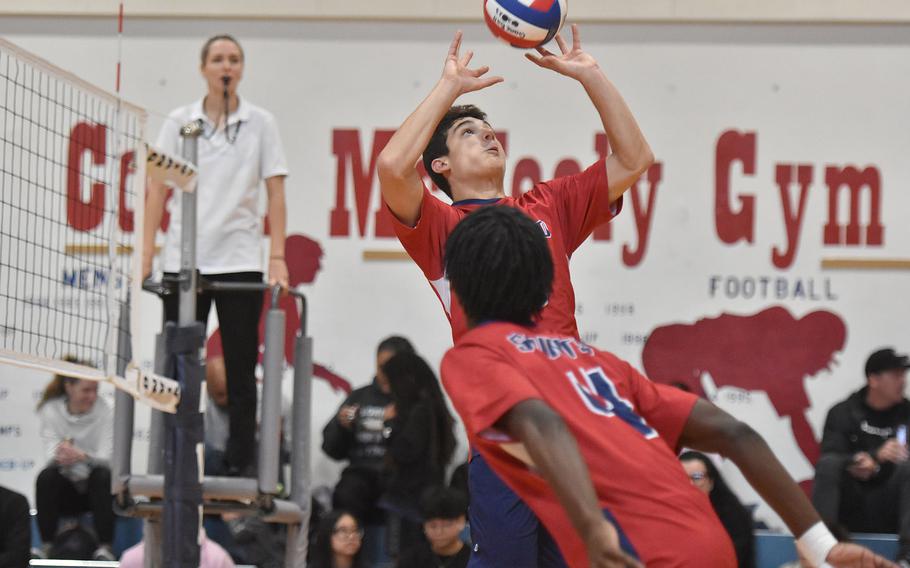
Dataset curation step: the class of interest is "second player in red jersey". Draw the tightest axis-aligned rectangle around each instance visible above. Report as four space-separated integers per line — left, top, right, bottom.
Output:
443 323 736 566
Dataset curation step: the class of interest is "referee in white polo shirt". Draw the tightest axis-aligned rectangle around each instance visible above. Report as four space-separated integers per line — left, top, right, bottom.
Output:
143 34 289 477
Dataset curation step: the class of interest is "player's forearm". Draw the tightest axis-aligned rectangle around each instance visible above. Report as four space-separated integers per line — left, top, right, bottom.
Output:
377 78 461 180
725 426 820 538
265 177 287 258
501 400 605 539
681 400 819 538
578 69 653 181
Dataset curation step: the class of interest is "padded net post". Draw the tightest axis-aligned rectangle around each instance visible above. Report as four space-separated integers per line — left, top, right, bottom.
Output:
161 121 205 567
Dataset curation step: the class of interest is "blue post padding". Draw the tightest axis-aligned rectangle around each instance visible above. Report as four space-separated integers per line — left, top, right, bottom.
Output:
164 322 205 354
162 321 206 567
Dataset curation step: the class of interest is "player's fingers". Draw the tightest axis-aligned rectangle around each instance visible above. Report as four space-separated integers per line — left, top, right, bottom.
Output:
571 23 581 50
554 32 569 54
524 53 546 67
448 30 462 57
535 46 557 58
460 50 474 67
470 64 490 77
477 75 504 89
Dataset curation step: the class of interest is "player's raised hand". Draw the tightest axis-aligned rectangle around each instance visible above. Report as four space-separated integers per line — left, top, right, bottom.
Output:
442 31 504 95
821 543 899 568
584 519 645 568
525 24 599 81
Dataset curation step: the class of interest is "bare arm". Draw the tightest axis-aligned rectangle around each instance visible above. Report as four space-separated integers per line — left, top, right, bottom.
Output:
497 399 643 568
265 175 288 288
526 25 653 204
142 178 168 279
377 31 502 226
679 398 819 536
679 399 897 568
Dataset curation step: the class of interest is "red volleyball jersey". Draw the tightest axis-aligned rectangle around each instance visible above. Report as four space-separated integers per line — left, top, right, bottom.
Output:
390 159 620 341
441 322 737 568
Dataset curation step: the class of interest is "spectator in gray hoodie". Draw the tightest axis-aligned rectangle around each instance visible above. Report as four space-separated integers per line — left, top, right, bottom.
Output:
34 363 114 561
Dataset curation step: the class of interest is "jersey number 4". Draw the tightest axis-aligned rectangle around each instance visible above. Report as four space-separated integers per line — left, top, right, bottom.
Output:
566 367 657 439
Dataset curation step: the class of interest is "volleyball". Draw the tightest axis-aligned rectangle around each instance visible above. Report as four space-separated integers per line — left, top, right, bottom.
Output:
483 0 567 49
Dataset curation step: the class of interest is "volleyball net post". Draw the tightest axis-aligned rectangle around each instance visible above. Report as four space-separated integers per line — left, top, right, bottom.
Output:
157 120 205 567
131 129 312 565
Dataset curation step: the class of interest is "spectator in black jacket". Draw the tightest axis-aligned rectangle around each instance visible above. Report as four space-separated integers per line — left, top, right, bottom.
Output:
0 485 30 568
380 352 457 555
679 451 755 568
322 336 415 524
813 347 910 563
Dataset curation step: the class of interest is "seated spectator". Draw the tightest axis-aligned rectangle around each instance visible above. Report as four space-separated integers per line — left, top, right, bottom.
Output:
309 510 367 568
204 340 232 476
0 484 29 567
380 352 457 554
322 336 415 524
203 333 291 566
34 366 115 561
680 451 755 568
813 347 910 563
204 330 293 478
119 528 234 567
397 486 469 568
48 525 98 560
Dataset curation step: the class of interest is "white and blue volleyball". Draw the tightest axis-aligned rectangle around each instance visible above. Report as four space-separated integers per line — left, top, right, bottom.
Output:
483 0 568 49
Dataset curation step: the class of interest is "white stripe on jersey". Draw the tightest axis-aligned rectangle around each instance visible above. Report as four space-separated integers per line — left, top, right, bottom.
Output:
431 276 452 316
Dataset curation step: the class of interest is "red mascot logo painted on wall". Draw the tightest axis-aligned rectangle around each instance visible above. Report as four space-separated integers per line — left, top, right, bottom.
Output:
642 306 846 470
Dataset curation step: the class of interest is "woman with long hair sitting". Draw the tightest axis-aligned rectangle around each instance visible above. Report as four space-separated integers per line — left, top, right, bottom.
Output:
309 510 367 568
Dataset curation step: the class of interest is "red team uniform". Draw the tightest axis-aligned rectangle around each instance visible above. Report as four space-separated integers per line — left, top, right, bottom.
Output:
392 158 619 341
442 322 737 567
392 159 628 566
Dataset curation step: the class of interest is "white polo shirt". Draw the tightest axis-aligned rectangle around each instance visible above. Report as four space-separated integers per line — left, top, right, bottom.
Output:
156 98 288 274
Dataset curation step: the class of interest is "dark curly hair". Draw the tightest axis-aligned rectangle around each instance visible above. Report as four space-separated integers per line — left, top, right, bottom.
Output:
444 205 553 326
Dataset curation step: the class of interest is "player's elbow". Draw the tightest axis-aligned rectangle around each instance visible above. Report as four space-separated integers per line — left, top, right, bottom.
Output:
628 141 654 178
716 419 763 459
499 399 564 441
377 150 411 185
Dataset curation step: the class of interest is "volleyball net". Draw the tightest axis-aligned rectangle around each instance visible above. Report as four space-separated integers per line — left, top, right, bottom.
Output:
0 37 182 412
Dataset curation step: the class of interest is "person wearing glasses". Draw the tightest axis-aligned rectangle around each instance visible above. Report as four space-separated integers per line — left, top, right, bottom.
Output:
680 451 755 568
142 34 289 477
309 510 367 568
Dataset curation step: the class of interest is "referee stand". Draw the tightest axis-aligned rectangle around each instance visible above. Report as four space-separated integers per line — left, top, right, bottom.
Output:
109 120 313 567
